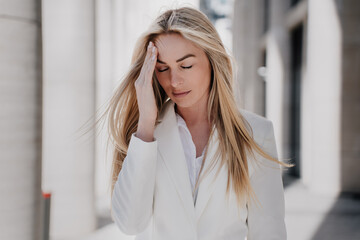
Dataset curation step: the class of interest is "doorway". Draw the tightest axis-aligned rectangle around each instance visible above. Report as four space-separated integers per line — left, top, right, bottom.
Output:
289 24 303 177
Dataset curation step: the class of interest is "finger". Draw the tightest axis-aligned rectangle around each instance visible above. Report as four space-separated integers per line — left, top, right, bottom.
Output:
147 45 157 67
137 42 154 84
146 46 157 84
140 47 151 79
147 46 156 67
143 45 156 74
144 41 154 62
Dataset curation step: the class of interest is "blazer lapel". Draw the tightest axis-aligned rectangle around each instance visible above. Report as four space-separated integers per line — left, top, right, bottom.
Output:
154 101 196 227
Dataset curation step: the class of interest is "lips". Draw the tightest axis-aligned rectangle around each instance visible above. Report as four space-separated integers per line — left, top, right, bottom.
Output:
173 90 191 97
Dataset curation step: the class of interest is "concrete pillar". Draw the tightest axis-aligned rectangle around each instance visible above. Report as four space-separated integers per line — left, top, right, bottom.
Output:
232 0 263 112
303 0 342 194
340 0 360 193
0 0 42 239
266 0 290 161
94 0 117 222
42 0 96 239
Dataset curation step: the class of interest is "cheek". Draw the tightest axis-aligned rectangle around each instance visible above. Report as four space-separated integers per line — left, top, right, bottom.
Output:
193 69 211 87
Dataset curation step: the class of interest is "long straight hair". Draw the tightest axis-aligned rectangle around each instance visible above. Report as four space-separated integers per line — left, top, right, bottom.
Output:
91 6 293 210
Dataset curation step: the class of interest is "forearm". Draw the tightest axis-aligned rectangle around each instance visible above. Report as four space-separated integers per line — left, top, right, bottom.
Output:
111 133 157 235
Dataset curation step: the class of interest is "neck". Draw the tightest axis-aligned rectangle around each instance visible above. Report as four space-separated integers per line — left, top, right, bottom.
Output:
175 100 209 126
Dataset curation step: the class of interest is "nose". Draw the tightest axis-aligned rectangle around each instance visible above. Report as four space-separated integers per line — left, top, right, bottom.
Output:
170 70 183 87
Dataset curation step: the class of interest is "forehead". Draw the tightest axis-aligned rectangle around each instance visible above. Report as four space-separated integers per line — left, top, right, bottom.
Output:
154 33 203 61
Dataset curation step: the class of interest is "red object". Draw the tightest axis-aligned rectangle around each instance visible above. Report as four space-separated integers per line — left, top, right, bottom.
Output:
42 191 51 199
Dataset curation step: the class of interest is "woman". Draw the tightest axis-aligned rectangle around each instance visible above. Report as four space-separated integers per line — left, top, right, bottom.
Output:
105 6 292 240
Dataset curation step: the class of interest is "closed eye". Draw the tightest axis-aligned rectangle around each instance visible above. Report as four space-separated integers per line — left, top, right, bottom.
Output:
158 68 168 72
182 65 192 69
158 65 192 72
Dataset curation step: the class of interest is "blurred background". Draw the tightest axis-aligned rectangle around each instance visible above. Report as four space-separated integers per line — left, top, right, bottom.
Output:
0 0 359 239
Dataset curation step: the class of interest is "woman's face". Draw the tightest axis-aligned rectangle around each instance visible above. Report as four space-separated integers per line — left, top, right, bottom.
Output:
154 33 212 110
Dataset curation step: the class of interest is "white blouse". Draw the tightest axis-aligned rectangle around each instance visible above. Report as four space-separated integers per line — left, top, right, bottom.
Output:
175 112 206 205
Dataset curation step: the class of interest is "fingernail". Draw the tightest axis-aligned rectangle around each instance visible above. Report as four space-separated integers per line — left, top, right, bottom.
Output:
152 47 155 53
152 55 155 60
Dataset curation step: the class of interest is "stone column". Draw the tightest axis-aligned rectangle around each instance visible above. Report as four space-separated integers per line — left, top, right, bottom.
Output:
266 0 290 161
42 0 96 239
0 0 42 239
94 0 116 222
232 0 263 112
339 0 360 193
303 0 342 194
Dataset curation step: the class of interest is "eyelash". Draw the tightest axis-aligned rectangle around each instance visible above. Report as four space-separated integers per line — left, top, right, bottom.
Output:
158 65 192 72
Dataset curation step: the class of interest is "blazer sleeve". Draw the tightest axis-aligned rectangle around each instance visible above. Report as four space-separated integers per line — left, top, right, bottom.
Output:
247 121 287 240
111 132 157 235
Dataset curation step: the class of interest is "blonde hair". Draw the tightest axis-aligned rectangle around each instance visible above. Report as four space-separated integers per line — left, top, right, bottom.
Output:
90 6 293 211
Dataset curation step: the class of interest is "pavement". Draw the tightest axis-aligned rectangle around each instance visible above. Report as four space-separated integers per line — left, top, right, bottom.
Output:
81 174 360 240
283 175 360 240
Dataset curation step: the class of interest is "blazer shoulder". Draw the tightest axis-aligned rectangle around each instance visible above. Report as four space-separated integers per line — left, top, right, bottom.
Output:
238 108 273 144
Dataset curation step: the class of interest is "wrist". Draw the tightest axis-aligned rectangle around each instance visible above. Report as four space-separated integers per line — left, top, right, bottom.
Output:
136 121 155 142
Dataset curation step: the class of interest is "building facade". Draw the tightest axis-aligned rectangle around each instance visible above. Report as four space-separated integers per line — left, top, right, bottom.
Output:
233 0 360 195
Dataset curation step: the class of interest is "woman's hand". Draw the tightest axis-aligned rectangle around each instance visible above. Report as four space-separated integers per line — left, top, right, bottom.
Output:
134 41 158 142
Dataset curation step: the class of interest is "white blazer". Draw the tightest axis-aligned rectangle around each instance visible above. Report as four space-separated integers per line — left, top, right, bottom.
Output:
111 100 287 240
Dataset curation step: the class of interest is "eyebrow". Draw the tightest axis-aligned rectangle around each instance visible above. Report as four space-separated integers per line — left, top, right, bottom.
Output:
157 54 196 64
